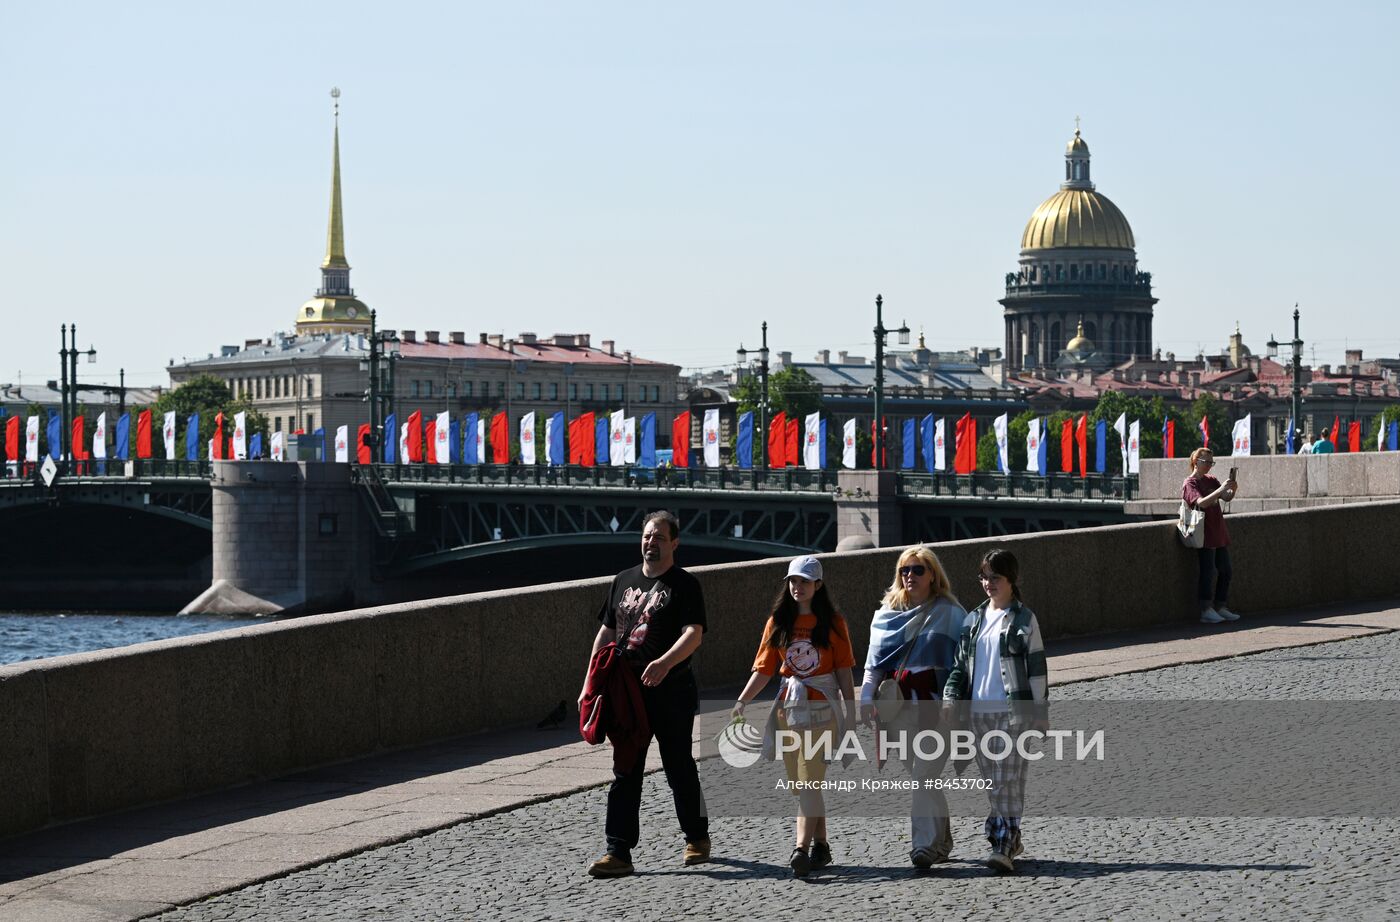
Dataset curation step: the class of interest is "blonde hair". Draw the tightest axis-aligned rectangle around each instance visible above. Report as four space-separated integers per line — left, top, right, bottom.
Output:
1188 446 1213 472
880 545 959 610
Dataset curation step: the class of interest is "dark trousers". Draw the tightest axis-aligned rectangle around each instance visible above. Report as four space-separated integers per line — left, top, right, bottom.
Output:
1197 546 1232 605
605 667 708 856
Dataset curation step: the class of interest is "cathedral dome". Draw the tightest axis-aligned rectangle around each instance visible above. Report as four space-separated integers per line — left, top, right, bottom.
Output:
1020 189 1135 250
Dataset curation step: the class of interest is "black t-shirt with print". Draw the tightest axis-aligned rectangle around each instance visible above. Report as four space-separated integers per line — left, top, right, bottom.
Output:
598 563 707 670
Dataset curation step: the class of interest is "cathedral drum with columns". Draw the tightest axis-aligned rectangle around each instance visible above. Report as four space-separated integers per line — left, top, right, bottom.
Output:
1000 127 1157 372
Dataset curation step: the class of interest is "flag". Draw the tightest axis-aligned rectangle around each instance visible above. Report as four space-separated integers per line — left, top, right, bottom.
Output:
639 412 655 468
1127 419 1140 474
518 411 536 465
46 412 61 461
1163 416 1175 459
357 423 372 464
460 412 476 464
399 422 409 464
1330 414 1340 448
407 411 423 462
249 433 262 460
1095 419 1107 473
163 411 176 459
842 418 856 469
93 412 107 460
425 419 437 463
1076 413 1088 477
490 412 509 463
805 412 823 470
1025 417 1042 474
1347 420 1360 453
1113 413 1127 473
595 415 609 466
4 416 18 463
579 412 597 466
623 416 637 465
768 411 787 468
819 418 827 469
900 418 916 470
609 410 625 466
1199 415 1210 448
186 412 200 461
211 412 225 460
548 411 565 465
334 425 349 462
920 415 934 473
785 416 799 467
476 416 485 465
207 438 214 459
1390 421 1399 452
233 412 247 460
138 409 154 459
933 418 947 472
1060 418 1073 473
449 418 461 463
1231 414 1252 456
703 408 721 467
71 415 86 462
953 412 975 474
736 411 753 469
993 413 1009 473
271 431 285 461
1038 418 1048 475
114 414 129 461
437 411 453 465
1378 417 1386 453
384 413 397 463
1285 416 1296 455
26 415 40 463
869 417 886 468
671 411 690 467
314 427 326 461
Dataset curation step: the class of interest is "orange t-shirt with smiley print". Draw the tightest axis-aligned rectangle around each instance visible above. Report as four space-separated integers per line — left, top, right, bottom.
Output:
752 613 855 701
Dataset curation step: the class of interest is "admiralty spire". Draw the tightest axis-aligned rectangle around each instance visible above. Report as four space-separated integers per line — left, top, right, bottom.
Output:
296 87 371 335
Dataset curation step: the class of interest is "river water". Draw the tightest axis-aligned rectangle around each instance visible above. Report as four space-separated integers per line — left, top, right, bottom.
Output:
0 612 276 667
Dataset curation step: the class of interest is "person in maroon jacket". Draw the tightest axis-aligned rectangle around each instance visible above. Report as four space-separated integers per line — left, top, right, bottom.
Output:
579 510 710 878
1182 447 1241 624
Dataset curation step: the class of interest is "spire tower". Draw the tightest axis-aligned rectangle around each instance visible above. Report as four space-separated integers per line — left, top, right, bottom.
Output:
297 88 370 334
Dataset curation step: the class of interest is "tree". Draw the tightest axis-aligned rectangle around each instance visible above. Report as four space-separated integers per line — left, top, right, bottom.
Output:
153 375 269 454
1186 393 1230 458
731 367 822 421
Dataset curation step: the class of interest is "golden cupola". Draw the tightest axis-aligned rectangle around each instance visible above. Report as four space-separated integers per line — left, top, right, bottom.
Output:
1020 129 1135 251
297 88 371 335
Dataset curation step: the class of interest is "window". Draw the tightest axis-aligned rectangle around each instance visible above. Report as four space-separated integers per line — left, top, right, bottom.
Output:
1070 264 1079 281
411 380 420 397
570 383 578 400
652 385 661 402
531 382 541 399
307 414 315 432
586 383 594 400
463 381 473 397
306 378 315 399
550 382 558 400
637 384 647 403
447 382 456 398
615 384 625 401
496 381 505 397
274 417 281 432
1056 264 1065 280
426 380 434 398
515 382 525 399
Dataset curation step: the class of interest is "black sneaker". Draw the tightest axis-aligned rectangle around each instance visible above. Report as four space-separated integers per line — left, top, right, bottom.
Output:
789 847 811 878
810 841 832 870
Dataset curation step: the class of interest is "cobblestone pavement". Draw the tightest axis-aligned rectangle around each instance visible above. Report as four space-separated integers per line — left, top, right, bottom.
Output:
161 632 1400 922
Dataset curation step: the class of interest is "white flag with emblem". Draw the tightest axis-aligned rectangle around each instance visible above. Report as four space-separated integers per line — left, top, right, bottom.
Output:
334 425 349 463
1231 414 1251 456
545 414 557 465
703 408 720 467
1128 419 1141 474
993 413 1009 473
519 411 536 465
25 416 39 463
476 417 485 465
93 412 107 460
803 412 821 470
933 418 946 471
1113 412 1127 473
271 431 284 461
399 422 409 464
436 411 452 465
609 410 625 466
842 418 856 469
624 417 636 464
163 411 176 459
233 411 248 460
1025 417 1041 474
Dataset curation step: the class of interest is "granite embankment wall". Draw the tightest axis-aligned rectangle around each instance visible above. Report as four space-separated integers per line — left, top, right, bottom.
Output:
4 500 1400 839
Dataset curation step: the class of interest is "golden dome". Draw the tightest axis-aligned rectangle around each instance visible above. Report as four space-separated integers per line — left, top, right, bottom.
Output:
1067 130 1089 154
1021 189 1135 250
1065 319 1095 355
296 295 371 332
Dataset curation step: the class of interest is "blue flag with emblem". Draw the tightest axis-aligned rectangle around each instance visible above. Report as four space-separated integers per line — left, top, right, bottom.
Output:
639 412 655 468
1095 420 1107 473
735 411 753 469
901 418 916 470
383 413 397 463
186 412 199 461
114 413 130 461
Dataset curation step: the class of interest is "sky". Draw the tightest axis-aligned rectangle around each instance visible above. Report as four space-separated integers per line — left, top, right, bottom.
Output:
2 2 1396 390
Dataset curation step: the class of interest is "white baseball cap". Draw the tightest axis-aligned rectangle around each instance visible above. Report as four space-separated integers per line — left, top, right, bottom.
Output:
784 555 823 582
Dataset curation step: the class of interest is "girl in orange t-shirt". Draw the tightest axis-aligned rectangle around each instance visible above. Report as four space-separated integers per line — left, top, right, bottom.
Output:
733 555 855 878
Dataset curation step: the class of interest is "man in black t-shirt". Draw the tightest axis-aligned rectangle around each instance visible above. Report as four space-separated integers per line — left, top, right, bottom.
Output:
581 510 710 878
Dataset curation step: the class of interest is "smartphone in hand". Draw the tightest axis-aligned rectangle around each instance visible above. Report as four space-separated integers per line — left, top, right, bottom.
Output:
1228 466 1237 481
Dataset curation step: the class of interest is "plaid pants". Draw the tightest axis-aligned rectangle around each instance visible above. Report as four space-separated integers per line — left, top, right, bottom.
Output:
971 711 1028 851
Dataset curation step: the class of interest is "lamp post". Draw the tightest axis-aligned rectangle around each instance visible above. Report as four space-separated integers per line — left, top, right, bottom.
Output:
360 309 401 460
871 294 909 470
736 322 770 471
59 324 97 468
1266 306 1304 449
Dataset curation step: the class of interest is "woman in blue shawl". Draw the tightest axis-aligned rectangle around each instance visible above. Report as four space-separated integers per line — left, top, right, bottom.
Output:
860 545 966 868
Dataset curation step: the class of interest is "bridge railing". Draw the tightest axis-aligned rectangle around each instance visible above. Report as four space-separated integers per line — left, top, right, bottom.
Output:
896 471 1136 501
0 458 213 482
359 463 839 493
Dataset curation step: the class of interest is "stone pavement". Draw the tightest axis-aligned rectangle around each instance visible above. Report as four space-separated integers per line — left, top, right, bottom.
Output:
2 600 1399 921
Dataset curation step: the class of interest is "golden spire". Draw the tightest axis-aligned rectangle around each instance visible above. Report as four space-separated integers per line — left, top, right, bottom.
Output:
322 88 349 270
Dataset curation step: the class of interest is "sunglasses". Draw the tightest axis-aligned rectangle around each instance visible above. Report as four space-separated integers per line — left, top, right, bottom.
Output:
898 565 927 578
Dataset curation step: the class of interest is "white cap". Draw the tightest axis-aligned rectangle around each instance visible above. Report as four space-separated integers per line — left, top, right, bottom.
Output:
784 555 823 582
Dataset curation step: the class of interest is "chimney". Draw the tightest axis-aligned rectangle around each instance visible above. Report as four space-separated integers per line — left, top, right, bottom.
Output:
602 339 615 356
1319 364 1331 376
552 333 577 346
1190 371 1201 388
577 333 591 348
1112 369 1124 382
401 330 416 343
425 330 440 344
450 331 465 345
624 350 632 362
817 349 830 364
884 354 898 369
837 351 849 364
519 332 537 345
779 351 793 366
244 338 263 349
221 345 239 357
1346 349 1363 365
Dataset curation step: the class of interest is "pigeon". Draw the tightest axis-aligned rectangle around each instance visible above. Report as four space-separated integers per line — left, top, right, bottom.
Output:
536 700 568 730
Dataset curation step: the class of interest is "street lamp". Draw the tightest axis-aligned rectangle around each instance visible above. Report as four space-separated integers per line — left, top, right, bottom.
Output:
871 294 909 470
736 321 770 471
59 324 97 468
360 309 401 459
1266 306 1304 449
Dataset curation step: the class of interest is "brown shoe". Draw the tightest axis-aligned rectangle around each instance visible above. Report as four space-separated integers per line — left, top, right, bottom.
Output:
683 838 711 866
588 853 635 878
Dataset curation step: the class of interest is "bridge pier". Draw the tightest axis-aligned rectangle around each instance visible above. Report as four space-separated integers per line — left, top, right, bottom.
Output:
182 462 373 616
834 470 903 549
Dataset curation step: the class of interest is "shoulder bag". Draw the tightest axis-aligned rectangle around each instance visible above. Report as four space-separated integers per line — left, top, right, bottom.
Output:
1177 499 1205 549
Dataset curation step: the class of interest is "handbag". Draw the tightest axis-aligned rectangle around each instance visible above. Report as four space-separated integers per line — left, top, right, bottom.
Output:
875 602 935 720
1177 500 1205 549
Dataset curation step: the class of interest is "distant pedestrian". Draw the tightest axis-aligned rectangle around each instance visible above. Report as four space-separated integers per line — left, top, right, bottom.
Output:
943 548 1047 873
580 510 709 878
1181 447 1240 624
861 545 965 868
1312 429 1335 454
731 555 856 878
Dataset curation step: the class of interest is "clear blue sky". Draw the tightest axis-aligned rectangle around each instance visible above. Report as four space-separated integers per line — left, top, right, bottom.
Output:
2 2 1396 389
